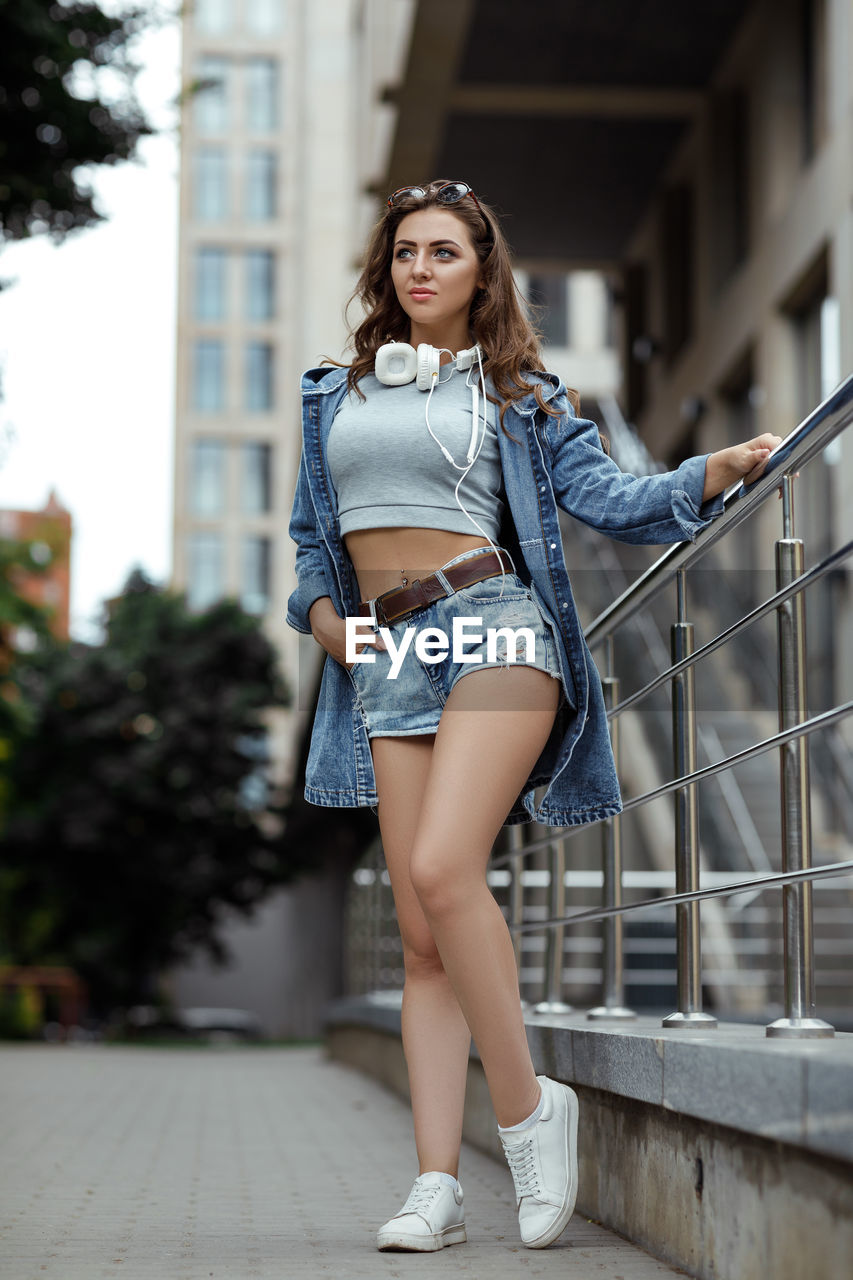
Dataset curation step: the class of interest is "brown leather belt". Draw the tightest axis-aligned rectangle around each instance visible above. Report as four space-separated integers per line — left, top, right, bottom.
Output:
357 549 513 627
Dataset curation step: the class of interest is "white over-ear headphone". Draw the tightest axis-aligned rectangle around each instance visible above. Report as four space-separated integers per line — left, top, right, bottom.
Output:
374 341 480 391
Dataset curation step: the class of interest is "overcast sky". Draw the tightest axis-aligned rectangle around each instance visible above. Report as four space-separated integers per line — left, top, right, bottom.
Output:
0 16 181 642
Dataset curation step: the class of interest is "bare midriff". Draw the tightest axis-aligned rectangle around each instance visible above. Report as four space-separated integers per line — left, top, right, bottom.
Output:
344 527 492 603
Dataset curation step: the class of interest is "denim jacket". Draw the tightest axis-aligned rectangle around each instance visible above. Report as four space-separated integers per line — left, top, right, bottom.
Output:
287 364 724 827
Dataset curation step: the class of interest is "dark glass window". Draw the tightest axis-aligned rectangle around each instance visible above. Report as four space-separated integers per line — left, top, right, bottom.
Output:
187 532 224 610
246 58 278 132
245 249 275 320
195 148 228 221
193 340 225 411
246 150 277 220
245 342 273 411
242 442 272 513
527 273 569 347
195 248 227 321
195 55 229 133
190 439 226 515
242 535 271 614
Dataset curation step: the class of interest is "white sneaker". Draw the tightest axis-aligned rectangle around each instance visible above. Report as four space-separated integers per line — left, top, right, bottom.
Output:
376 1171 466 1252
499 1075 579 1248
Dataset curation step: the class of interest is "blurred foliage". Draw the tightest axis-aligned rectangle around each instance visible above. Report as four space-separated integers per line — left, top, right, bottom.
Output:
0 568 306 1015
0 534 58 823
0 0 157 242
0 982 44 1039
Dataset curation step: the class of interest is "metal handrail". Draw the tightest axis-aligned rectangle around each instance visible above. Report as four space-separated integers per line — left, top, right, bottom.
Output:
513 858 853 933
619 702 852 812
608 540 852 720
585 373 853 648
504 373 853 1038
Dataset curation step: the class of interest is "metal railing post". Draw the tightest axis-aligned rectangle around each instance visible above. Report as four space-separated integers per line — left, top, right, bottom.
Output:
767 476 834 1038
507 825 529 1009
663 570 717 1029
534 837 573 1014
589 637 636 1020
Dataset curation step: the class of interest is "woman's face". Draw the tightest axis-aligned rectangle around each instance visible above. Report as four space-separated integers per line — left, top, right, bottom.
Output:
390 207 483 338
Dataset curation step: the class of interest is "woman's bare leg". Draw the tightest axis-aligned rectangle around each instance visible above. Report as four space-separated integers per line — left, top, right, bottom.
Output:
372 734 472 1178
408 666 561 1127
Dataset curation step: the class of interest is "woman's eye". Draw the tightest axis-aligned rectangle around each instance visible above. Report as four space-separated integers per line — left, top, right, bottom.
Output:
435 248 455 259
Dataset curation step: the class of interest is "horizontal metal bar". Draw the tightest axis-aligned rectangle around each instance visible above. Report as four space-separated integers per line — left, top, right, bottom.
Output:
510 860 853 936
585 373 853 648
490 702 852 871
620 701 852 814
608 540 853 720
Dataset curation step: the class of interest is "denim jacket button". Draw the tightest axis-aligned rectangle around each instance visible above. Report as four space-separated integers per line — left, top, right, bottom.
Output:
540 484 546 492
550 542 557 549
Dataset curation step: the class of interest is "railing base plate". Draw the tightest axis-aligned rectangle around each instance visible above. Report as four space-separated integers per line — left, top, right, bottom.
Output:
662 1011 718 1028
587 1005 637 1021
765 1016 835 1038
533 1000 573 1015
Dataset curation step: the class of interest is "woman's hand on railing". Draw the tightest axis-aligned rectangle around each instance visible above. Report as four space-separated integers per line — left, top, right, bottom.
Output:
702 433 783 501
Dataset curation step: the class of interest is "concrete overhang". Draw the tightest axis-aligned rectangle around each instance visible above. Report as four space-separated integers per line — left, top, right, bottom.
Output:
383 0 747 266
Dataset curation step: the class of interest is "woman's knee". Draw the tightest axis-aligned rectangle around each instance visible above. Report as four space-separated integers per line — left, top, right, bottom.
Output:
409 846 469 919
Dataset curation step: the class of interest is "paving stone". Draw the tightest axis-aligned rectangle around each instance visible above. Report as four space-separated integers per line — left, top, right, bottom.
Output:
0 1043 688 1278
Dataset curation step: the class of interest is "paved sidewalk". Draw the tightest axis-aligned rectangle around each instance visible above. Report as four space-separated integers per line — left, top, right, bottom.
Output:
0 1044 687 1279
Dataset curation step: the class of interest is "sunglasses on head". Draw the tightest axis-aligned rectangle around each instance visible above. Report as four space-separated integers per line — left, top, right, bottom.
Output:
387 180 484 218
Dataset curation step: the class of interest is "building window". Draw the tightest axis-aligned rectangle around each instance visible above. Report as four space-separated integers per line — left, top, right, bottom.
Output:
710 89 750 286
187 532 224 610
194 55 229 134
190 439 227 516
242 535 271 614
660 183 694 365
193 339 225 411
194 248 227 321
527 273 569 348
242 442 272 513
194 148 228 221
195 0 231 34
245 249 275 320
246 0 281 35
245 57 278 133
245 342 273 410
800 0 828 163
245 150 277 220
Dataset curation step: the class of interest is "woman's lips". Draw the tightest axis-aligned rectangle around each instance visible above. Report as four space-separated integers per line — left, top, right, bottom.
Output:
409 289 435 299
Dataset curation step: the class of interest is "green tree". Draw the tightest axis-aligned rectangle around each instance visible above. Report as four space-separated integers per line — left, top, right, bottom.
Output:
0 570 304 1015
0 534 59 827
0 0 155 242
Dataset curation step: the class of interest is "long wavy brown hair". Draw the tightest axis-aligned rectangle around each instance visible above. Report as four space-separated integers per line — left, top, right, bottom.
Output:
341 181 580 425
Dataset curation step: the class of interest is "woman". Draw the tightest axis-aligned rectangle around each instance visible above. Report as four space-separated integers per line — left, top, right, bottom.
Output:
287 180 779 1252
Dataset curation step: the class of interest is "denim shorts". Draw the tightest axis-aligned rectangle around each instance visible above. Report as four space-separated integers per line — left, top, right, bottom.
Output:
347 548 563 738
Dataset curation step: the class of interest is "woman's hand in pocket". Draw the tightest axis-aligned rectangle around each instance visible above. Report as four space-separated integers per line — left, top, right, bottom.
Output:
308 597 386 669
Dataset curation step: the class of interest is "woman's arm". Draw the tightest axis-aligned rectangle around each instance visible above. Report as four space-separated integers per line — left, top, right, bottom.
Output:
308 596 351 667
541 398 780 545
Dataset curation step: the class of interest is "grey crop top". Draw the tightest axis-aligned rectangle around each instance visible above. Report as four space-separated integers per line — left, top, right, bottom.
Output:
327 368 504 540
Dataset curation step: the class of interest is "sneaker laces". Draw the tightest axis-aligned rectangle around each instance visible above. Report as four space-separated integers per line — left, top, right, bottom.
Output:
399 1180 442 1217
502 1135 542 1200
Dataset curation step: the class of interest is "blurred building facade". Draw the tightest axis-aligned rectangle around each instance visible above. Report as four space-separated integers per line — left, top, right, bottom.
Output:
0 489 72 641
170 0 852 1034
169 0 415 1033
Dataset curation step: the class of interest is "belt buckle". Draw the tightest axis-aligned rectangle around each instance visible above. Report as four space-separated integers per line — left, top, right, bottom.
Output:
371 593 388 627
